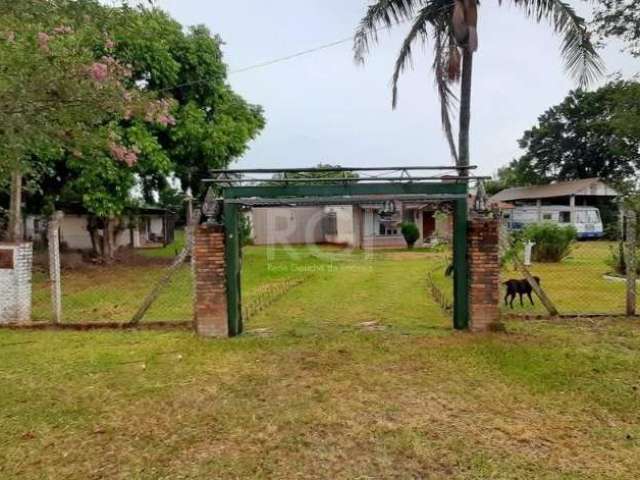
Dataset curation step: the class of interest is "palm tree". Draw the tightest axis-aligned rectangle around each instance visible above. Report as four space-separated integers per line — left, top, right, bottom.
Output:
354 0 603 176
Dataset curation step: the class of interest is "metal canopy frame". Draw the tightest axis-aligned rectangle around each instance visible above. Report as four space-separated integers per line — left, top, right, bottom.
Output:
205 167 478 336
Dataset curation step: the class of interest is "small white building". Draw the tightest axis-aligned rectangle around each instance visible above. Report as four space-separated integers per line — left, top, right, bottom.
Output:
24 206 176 251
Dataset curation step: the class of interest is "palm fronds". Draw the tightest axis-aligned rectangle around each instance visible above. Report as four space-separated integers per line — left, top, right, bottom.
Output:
354 0 426 64
433 28 460 162
509 0 604 86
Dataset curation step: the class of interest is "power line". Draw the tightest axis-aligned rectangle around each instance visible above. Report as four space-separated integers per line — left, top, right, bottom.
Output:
229 36 353 75
159 17 413 93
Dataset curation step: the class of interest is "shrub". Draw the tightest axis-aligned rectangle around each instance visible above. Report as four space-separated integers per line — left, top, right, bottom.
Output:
606 244 640 275
400 222 420 249
524 223 577 263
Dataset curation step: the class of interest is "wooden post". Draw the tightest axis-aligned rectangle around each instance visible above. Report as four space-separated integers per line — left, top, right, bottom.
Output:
8 170 23 242
48 211 64 324
626 211 637 316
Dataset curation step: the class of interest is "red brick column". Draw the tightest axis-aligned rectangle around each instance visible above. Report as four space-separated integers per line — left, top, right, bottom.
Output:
193 224 228 337
468 216 502 332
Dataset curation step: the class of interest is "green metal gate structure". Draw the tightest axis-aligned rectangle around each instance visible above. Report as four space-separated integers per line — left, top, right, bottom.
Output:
204 166 488 336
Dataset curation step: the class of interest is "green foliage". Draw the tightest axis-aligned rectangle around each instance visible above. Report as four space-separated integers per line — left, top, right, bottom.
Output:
606 243 639 276
1 1 265 222
593 0 640 57
265 164 359 185
523 223 577 263
400 222 420 249
239 213 253 246
497 81 640 188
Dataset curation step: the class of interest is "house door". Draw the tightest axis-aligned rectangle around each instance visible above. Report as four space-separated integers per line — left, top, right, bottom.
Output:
422 211 436 240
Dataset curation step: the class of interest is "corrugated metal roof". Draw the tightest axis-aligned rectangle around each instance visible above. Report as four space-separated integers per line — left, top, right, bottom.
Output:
489 178 619 203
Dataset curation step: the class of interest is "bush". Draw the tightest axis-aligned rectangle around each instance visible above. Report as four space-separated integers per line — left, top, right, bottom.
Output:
606 244 640 275
400 222 420 249
523 223 577 263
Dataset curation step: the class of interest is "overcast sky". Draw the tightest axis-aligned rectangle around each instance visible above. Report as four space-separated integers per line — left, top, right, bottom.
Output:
155 0 636 177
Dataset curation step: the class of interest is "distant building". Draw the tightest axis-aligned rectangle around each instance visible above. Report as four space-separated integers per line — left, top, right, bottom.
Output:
250 201 453 249
488 178 619 224
24 206 176 251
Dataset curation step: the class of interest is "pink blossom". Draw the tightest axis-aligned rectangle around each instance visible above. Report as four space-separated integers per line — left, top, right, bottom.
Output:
109 142 138 167
105 38 115 50
157 114 176 127
53 26 73 35
89 62 109 83
37 32 50 52
145 98 176 127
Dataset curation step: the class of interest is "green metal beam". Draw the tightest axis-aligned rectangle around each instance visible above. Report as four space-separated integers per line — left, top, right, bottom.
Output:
223 182 467 200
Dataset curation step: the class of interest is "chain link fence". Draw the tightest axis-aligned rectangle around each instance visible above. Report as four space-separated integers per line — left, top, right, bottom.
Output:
427 210 637 318
32 229 193 325
498 211 637 316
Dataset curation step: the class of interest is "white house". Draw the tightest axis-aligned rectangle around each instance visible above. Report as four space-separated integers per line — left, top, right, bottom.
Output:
24 206 176 251
250 201 453 249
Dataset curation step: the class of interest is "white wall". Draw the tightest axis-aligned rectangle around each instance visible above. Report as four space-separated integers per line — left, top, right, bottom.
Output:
0 243 32 323
251 207 324 245
59 215 93 250
323 206 356 246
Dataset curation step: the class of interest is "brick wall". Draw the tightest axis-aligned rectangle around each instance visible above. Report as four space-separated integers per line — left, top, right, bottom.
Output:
468 216 501 332
0 242 33 323
193 225 228 337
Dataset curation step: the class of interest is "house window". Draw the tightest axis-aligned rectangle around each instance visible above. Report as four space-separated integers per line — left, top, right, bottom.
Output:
559 211 571 223
378 222 398 236
323 212 337 235
542 213 552 221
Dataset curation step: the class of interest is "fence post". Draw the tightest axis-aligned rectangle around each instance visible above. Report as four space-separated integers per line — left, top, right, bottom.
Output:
626 210 637 317
48 211 63 324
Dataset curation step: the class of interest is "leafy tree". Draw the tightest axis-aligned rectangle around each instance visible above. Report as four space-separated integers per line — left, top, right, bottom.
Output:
2 2 265 260
106 9 265 199
498 81 640 187
0 0 172 255
353 0 602 174
593 0 640 57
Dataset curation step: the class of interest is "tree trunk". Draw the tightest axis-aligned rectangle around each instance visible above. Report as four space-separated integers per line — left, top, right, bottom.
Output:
8 169 23 242
101 218 115 263
458 49 474 179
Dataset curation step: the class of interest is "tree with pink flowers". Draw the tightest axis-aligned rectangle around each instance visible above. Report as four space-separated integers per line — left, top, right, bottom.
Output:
0 1 175 255
1 1 264 261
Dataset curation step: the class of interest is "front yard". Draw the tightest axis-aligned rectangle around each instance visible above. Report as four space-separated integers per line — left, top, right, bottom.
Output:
2 245 640 478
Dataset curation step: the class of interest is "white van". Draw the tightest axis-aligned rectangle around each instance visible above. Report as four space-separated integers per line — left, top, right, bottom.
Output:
503 206 604 239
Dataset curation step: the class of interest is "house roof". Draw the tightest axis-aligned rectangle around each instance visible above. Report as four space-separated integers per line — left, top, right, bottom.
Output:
489 178 619 203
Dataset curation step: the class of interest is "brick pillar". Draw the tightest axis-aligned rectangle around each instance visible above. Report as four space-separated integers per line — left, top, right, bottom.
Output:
193 225 228 337
468 216 502 332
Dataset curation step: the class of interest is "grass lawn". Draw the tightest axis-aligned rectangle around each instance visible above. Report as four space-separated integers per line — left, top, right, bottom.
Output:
3 245 640 479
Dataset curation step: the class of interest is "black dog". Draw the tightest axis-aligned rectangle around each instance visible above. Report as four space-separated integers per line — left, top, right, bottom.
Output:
503 276 541 309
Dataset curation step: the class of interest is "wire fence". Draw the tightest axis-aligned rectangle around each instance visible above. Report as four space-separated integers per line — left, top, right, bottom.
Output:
31 232 194 325
428 213 637 318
